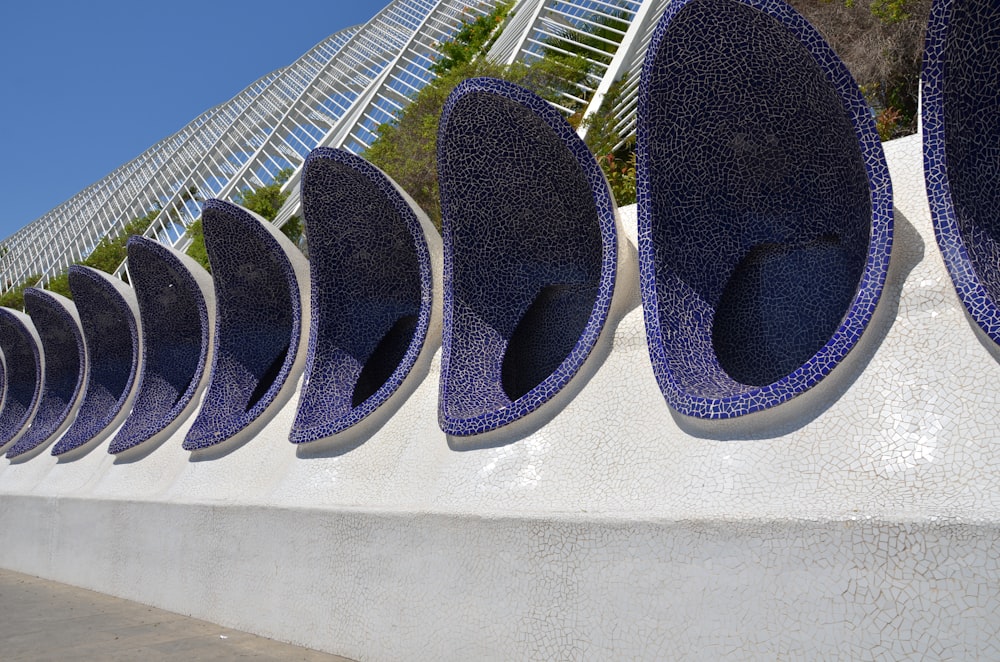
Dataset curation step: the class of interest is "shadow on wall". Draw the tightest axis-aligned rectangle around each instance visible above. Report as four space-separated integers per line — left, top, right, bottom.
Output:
638 0 893 429
674 207 923 440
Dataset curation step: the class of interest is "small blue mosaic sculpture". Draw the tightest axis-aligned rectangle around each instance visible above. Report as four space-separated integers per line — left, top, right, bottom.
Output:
51 266 141 458
0 308 43 457
109 237 214 459
437 77 622 437
637 0 892 419
183 199 309 454
922 0 1000 344
291 148 439 446
5 289 86 459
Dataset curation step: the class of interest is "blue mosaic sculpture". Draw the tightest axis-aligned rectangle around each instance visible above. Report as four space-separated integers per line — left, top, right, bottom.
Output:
437 78 621 437
108 237 214 458
291 148 438 446
5 289 86 459
637 0 893 419
51 266 141 457
183 199 309 454
922 0 1000 344
0 308 43 457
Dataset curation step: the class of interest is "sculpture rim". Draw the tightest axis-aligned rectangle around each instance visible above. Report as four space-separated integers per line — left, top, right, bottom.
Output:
635 0 894 419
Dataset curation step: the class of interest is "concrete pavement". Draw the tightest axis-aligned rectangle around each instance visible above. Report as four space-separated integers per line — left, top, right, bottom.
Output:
0 568 355 661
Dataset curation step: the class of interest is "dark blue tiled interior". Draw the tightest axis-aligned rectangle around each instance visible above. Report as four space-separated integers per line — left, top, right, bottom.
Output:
7 290 85 458
109 237 211 455
922 0 1000 343
184 199 303 451
637 0 892 418
51 267 140 456
437 78 618 436
291 148 433 444
0 309 42 455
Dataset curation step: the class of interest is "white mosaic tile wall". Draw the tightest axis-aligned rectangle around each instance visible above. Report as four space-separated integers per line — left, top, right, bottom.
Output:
0 134 998 660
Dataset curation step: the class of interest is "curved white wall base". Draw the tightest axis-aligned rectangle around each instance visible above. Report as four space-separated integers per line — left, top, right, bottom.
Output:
1 136 999 659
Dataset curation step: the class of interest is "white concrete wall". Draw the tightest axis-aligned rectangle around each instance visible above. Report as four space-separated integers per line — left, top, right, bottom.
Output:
1 135 999 659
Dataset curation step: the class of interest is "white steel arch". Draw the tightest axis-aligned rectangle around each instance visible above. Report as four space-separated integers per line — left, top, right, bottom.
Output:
3 0 668 292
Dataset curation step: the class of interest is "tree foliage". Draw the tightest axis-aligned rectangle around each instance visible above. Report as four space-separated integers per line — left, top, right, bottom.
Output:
185 168 302 271
0 274 41 310
431 2 513 75
793 0 930 139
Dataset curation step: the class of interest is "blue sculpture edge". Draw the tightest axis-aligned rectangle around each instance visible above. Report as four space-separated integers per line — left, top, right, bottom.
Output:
109 237 211 455
920 0 1000 343
437 77 619 436
51 266 141 456
182 199 304 451
635 0 893 420
0 308 43 455
290 147 434 443
7 289 86 457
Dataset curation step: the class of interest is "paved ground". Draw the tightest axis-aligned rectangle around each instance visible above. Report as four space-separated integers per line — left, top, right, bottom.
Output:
0 569 355 661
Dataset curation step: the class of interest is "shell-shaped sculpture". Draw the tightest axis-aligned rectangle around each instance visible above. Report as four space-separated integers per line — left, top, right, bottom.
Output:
922 0 1000 343
109 237 214 457
291 148 438 445
637 0 892 419
5 290 86 459
437 77 622 436
0 309 43 456
183 199 309 453
51 267 141 457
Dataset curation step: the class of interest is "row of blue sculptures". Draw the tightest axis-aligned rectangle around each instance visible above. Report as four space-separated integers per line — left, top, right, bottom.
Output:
0 0 988 461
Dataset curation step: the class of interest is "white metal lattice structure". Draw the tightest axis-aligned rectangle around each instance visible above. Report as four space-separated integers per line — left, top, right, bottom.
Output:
0 1 506 290
3 0 669 292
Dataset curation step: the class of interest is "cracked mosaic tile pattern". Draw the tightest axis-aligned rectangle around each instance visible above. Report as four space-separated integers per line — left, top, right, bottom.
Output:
6 290 86 458
51 267 140 457
922 0 1000 344
291 148 434 444
437 77 618 436
109 237 212 455
0 309 41 455
637 0 893 418
183 199 304 451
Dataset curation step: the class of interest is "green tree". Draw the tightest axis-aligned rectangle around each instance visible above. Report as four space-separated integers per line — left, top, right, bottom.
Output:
185 168 302 271
45 271 72 298
0 274 42 310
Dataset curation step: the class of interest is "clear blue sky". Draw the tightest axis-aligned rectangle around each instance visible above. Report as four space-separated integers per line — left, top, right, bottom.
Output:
0 0 391 241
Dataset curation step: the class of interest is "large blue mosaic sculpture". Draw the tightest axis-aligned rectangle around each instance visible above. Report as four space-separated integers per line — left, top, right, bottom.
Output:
51 266 141 458
291 148 439 446
5 290 86 460
437 78 622 437
109 237 214 459
0 309 43 456
922 0 1000 344
183 199 309 454
637 0 892 419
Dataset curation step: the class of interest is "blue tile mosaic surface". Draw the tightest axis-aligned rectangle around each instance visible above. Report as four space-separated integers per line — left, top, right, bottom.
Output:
51 266 140 456
291 148 433 444
183 199 303 451
922 0 1000 343
109 237 211 455
0 309 42 454
437 77 619 436
636 0 893 419
6 290 86 458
